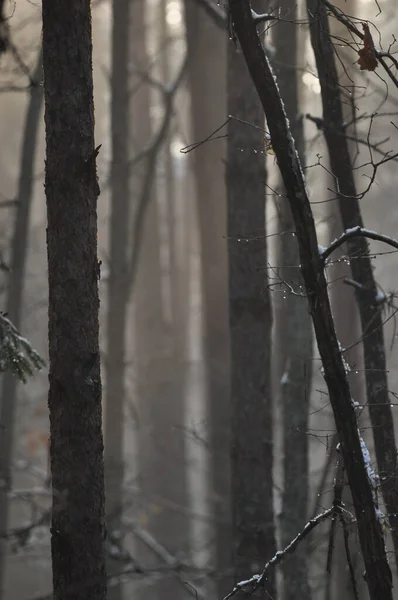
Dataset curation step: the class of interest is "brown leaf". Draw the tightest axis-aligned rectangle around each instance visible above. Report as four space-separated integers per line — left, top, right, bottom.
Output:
357 23 378 72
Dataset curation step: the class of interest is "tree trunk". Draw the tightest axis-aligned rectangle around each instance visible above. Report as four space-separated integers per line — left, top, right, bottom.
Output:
227 34 277 598
183 3 231 595
105 1 131 597
42 1 106 598
0 49 43 599
272 10 312 599
306 0 398 570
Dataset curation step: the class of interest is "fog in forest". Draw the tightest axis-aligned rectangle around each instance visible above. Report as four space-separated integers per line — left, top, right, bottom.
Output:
0 0 397 599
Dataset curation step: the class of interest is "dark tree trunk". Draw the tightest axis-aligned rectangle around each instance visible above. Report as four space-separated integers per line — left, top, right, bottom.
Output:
228 3 393 598
227 30 277 600
306 0 398 570
0 50 43 599
42 1 106 599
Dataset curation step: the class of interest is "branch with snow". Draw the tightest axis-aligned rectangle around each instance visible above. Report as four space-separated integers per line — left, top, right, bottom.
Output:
223 507 334 600
320 226 398 265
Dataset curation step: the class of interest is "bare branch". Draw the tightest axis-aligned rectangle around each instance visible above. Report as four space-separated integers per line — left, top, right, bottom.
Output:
127 55 187 288
320 226 398 264
224 508 334 600
320 0 398 88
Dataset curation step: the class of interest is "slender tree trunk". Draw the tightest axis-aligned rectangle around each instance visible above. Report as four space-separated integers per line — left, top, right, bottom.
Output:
227 34 277 598
306 0 398 570
272 10 312 599
0 50 43 599
105 1 131 597
42 1 106 598
183 4 231 594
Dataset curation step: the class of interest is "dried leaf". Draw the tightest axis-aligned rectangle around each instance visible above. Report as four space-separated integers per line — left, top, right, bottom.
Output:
357 23 378 72
264 134 275 156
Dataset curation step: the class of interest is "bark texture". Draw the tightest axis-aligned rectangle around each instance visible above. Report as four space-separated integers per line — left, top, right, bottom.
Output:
228 2 393 598
306 0 398 569
227 36 277 597
42 1 106 598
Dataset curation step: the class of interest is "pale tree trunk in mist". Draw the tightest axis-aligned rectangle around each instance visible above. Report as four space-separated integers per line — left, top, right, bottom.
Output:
227 26 277 598
184 3 230 595
158 0 190 414
0 50 43 598
132 4 188 600
105 1 131 597
272 8 313 598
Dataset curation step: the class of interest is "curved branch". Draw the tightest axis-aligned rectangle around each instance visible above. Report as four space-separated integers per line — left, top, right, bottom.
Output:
320 226 398 263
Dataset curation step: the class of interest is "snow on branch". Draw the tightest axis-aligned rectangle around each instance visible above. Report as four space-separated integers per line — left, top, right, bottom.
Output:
320 226 398 264
0 312 45 382
223 507 334 600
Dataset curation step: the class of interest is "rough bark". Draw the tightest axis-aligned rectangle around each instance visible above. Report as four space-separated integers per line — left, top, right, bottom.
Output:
227 36 277 598
0 50 43 599
105 1 131 597
42 1 106 598
184 2 231 595
228 2 393 598
306 0 398 570
272 12 312 599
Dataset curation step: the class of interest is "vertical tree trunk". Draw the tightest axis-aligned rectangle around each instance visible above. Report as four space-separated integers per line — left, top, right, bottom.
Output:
227 33 277 598
183 4 231 594
105 1 131 597
272 10 312 599
42 1 106 598
0 50 43 599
